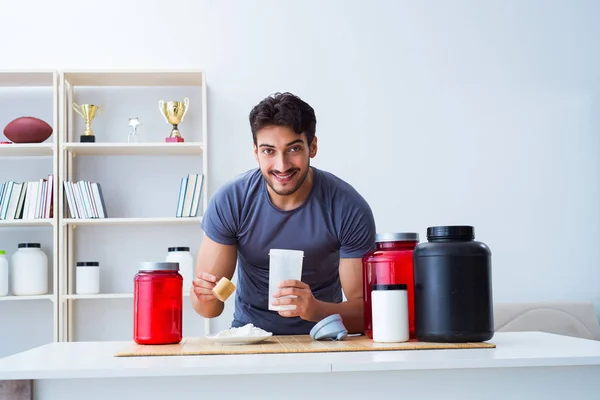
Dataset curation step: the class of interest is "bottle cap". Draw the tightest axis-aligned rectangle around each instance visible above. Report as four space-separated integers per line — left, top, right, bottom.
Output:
18 243 40 248
168 247 190 252
0 250 5 255
376 233 419 242
77 261 99 267
309 314 348 341
427 225 474 240
212 277 236 302
139 262 179 271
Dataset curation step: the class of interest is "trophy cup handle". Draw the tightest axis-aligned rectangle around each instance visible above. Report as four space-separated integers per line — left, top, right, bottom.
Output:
72 103 83 118
158 100 168 122
98 104 105 114
182 97 190 120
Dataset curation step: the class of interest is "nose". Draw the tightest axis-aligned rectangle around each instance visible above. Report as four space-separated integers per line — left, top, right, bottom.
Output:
274 153 291 172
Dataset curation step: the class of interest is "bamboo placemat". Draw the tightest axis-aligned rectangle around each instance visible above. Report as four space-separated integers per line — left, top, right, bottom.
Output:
115 334 495 357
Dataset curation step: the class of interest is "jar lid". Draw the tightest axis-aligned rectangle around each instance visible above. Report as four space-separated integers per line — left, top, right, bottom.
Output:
373 284 407 291
427 226 474 240
77 261 99 267
18 243 40 248
376 233 419 242
168 247 190 252
139 261 179 272
309 314 348 341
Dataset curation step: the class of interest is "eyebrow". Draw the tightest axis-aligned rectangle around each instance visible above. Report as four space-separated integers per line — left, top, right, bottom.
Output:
259 139 304 148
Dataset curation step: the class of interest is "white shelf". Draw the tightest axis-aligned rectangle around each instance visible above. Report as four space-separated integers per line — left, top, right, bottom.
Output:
62 142 204 156
62 69 204 87
0 70 56 87
0 295 54 302
63 292 191 300
0 219 55 227
62 217 202 227
0 143 54 157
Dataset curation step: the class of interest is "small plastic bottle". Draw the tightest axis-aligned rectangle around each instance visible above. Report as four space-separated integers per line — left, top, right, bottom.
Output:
0 250 9 297
165 247 194 292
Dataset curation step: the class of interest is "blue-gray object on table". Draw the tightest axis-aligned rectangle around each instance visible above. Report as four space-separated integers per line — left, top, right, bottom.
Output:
310 314 348 341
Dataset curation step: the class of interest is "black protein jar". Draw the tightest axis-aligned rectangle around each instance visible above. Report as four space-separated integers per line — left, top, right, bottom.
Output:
413 226 494 343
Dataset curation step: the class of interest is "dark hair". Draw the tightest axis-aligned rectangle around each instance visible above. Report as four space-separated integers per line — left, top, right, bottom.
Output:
249 92 317 146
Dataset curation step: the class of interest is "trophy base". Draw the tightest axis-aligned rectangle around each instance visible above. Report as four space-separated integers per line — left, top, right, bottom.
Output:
80 135 95 143
165 137 185 143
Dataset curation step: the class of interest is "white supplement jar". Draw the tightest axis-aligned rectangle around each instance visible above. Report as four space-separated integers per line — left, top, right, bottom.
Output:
372 283 409 343
0 250 8 296
76 261 100 294
165 247 194 292
11 243 48 296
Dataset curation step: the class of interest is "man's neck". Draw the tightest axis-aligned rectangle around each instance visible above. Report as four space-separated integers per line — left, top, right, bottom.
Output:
268 167 314 211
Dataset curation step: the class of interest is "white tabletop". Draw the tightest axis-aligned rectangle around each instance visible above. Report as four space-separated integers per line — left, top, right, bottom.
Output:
0 332 599 380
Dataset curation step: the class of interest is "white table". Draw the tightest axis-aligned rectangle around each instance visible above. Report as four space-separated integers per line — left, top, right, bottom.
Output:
1 332 599 400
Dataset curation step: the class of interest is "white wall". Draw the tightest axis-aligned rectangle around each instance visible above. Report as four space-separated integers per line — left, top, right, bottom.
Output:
0 0 599 354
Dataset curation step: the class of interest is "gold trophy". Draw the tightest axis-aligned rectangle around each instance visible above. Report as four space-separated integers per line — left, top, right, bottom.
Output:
159 97 189 142
72 103 104 142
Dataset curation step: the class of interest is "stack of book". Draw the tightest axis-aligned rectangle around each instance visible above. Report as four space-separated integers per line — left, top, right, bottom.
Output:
63 180 107 219
0 175 54 220
176 173 204 217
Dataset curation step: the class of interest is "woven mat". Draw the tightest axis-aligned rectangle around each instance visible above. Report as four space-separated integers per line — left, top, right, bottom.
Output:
115 334 495 357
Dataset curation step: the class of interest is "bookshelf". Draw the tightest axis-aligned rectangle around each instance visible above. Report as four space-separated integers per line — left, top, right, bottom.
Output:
58 69 209 342
0 68 211 353
0 70 60 357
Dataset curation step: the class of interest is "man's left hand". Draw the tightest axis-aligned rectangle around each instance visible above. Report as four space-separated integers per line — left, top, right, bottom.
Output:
272 280 318 321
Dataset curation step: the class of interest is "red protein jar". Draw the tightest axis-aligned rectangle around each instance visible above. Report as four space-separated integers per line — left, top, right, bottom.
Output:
362 233 419 339
134 261 183 345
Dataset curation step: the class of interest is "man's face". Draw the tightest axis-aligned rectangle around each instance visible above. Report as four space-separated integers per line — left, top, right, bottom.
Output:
253 125 318 196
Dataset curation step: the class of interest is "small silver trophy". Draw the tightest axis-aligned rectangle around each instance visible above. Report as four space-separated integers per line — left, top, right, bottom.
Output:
128 117 141 143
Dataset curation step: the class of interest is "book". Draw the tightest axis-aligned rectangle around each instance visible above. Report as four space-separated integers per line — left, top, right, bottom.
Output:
175 173 204 217
0 175 54 220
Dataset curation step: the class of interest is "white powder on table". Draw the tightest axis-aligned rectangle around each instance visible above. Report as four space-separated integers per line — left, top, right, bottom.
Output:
214 324 271 338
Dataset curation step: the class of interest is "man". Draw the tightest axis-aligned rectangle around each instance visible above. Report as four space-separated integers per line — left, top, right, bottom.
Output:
190 92 376 335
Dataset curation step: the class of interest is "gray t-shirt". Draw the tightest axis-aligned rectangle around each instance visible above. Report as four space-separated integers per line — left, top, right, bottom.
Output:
201 167 376 334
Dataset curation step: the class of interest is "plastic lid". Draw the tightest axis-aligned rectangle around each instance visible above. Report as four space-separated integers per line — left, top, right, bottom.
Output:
0 250 5 255
269 249 304 257
309 314 348 341
77 261 99 267
372 284 407 291
139 261 179 272
427 226 474 240
168 247 190 252
376 233 419 242
18 243 40 248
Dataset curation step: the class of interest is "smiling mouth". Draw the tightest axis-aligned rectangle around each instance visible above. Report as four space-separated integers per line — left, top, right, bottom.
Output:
271 170 297 183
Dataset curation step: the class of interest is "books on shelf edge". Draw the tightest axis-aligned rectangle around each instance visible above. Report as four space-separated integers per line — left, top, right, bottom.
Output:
0 175 54 220
176 173 204 218
63 180 107 219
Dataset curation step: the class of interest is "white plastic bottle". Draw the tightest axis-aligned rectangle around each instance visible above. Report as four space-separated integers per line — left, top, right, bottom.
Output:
11 243 48 296
0 250 9 296
372 283 410 343
165 246 194 293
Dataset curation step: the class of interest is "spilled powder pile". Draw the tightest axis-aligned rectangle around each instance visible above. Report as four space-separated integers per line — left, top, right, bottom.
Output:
213 324 271 338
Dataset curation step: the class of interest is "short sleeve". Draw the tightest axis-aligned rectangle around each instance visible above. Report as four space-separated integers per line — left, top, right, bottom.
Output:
201 183 241 245
338 195 377 259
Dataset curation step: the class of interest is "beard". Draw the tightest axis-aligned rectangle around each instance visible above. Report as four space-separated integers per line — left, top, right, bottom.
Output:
262 164 311 196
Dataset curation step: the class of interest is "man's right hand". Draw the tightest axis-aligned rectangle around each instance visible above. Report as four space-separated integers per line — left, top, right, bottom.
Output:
190 234 237 318
192 272 220 303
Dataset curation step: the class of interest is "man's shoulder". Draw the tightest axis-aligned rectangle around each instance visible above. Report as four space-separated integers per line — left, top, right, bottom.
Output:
315 168 371 207
214 168 263 199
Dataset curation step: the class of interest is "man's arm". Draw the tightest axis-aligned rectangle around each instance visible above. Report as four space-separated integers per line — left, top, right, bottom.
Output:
310 257 364 333
273 257 364 334
190 234 238 319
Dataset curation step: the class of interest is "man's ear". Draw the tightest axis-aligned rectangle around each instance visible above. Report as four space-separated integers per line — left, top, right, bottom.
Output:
309 136 318 158
253 143 259 162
